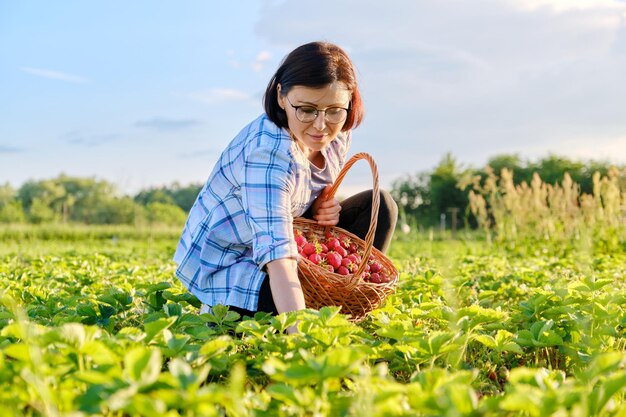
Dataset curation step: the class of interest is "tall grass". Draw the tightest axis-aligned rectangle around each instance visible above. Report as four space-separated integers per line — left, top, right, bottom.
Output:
464 166 625 252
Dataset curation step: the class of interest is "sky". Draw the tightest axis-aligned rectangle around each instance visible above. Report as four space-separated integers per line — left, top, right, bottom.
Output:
2 0 626 196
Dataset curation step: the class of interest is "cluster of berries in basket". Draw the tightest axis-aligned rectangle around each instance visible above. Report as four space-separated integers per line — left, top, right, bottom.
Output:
294 229 392 284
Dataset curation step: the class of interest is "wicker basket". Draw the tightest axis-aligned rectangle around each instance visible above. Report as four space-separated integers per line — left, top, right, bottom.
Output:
294 152 399 323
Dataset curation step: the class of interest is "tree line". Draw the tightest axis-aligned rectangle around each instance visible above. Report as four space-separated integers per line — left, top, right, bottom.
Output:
390 153 625 229
0 175 202 225
1 154 623 227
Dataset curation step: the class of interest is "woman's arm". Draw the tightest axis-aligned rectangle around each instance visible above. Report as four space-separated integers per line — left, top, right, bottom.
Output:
266 257 306 334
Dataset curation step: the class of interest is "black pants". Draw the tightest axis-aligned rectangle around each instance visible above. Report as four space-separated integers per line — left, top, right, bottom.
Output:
228 189 398 317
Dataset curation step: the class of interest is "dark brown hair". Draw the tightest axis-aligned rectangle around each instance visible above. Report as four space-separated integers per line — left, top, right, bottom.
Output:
263 41 364 132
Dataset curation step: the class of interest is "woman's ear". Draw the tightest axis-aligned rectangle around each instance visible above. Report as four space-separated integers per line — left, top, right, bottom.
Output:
276 83 285 110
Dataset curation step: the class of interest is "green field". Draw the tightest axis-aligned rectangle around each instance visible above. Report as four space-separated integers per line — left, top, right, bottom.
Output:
1 225 625 416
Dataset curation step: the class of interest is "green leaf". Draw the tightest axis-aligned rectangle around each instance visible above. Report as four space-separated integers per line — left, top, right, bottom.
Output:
473 334 496 348
144 316 176 343
58 322 87 348
199 335 231 357
80 340 118 365
76 303 97 317
163 329 190 355
98 303 115 319
164 302 182 317
3 343 30 362
591 372 626 414
123 347 162 385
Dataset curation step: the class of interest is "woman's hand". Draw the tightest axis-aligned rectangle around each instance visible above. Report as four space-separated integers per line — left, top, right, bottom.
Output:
311 184 341 226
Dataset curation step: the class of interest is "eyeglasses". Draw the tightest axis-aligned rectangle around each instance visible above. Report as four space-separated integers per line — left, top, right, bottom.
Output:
285 96 349 124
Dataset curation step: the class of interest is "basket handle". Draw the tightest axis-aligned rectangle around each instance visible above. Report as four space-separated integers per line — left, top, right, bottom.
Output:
325 152 380 278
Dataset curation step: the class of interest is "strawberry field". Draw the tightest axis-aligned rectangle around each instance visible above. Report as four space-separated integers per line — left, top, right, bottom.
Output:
0 223 625 416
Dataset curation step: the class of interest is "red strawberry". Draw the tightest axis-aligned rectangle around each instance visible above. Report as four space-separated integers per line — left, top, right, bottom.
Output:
325 251 342 270
326 237 341 252
308 253 322 265
370 272 382 283
341 257 355 272
369 261 382 274
303 243 317 256
345 254 358 263
337 266 350 276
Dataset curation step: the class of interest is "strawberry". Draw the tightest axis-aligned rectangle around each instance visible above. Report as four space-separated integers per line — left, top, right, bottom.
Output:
369 261 382 274
308 253 322 265
337 266 350 276
335 246 348 258
325 251 342 270
339 235 351 249
345 254 358 263
326 237 341 252
302 243 317 256
341 257 355 272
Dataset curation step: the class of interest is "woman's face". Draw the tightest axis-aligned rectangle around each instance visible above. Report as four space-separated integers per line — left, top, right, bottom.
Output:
277 82 352 155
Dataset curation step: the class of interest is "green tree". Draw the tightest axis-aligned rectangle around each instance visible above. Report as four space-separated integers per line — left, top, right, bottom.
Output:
429 153 469 227
134 189 176 206
90 197 139 224
391 172 431 226
134 183 201 212
0 200 26 223
0 183 16 206
17 179 66 215
28 198 57 223
145 202 187 225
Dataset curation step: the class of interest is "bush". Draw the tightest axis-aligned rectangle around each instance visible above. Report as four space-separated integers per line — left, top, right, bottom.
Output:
145 202 187 226
28 198 58 224
89 197 139 225
0 200 26 223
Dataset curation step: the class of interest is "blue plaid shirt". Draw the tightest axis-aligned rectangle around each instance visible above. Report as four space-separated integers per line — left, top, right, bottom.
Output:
174 114 351 311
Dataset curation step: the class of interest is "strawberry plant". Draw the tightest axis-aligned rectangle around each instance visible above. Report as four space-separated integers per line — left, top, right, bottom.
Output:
0 225 624 416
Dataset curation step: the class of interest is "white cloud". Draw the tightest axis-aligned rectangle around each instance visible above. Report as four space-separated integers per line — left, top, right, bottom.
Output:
509 0 626 12
252 50 272 72
21 67 88 83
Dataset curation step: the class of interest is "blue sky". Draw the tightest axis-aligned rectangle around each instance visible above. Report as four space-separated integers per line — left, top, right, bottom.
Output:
2 0 626 195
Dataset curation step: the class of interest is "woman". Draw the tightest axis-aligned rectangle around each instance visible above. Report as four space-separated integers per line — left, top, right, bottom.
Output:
174 42 397 332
